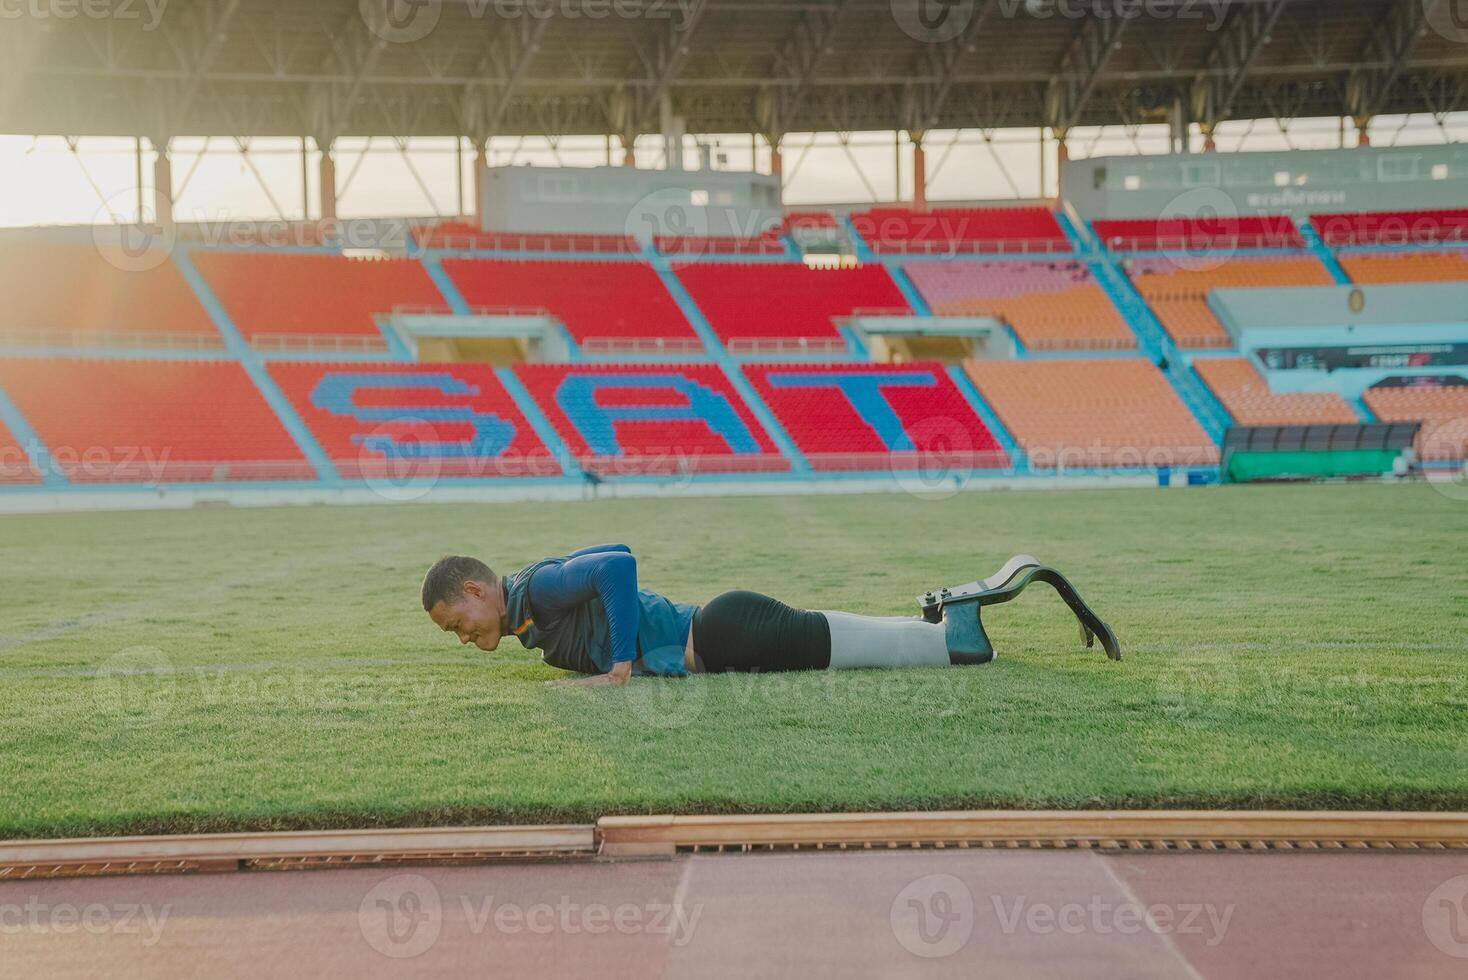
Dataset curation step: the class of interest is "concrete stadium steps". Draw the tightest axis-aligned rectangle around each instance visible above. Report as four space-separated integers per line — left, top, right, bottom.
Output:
742 361 1006 470
1363 385 1468 460
1336 248 1468 283
1194 357 1359 427
904 259 1136 351
441 257 697 344
513 362 789 474
191 251 442 347
1123 254 1336 348
0 416 41 485
673 262 909 343
0 240 216 345
963 358 1219 469
267 362 561 479
0 358 310 483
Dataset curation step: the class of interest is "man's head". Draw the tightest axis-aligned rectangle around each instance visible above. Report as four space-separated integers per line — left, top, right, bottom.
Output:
422 555 507 651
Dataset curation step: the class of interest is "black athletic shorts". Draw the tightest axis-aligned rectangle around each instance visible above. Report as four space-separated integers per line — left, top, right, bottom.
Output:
690 590 831 672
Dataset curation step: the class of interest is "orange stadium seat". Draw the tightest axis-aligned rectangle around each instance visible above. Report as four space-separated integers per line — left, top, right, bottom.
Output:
443 258 697 345
1362 384 1468 460
0 240 214 344
1194 357 1358 426
1124 255 1334 347
905 260 1135 350
0 358 310 482
1336 249 1468 284
964 358 1218 468
191 251 443 349
413 221 639 254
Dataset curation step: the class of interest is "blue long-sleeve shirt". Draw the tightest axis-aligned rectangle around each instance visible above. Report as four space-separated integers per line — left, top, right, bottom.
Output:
526 543 641 664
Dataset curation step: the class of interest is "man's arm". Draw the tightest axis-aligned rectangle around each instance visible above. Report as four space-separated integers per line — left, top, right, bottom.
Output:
528 551 639 685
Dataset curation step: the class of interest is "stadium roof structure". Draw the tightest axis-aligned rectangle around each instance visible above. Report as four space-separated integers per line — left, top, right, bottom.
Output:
5 0 1468 145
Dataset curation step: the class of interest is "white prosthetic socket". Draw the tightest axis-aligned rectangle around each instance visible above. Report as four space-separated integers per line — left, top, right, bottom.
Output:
819 611 952 669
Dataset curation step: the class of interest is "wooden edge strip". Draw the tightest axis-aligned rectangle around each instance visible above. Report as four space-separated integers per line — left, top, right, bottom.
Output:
4 812 1467 878
0 825 597 871
595 810 1468 855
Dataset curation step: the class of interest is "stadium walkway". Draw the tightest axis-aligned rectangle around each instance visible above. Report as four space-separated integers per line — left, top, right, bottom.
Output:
3 849 1466 978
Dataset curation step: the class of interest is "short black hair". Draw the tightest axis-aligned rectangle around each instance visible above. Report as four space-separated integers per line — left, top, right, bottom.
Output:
421 555 497 612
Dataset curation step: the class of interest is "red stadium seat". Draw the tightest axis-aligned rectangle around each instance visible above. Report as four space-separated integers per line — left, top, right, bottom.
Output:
413 221 639 254
1311 209 1468 246
442 258 697 347
0 358 310 482
191 251 443 350
269 362 558 479
675 262 908 347
514 363 788 475
1093 216 1302 251
850 207 1067 254
743 361 1006 471
0 240 215 345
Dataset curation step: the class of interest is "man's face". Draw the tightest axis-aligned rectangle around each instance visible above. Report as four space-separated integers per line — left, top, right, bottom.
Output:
429 579 504 651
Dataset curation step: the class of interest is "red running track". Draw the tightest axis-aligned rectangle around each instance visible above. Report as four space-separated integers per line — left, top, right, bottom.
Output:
3 849 1466 978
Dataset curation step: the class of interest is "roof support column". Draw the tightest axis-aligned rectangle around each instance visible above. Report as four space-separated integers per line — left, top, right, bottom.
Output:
317 137 337 223
909 129 927 212
152 137 173 229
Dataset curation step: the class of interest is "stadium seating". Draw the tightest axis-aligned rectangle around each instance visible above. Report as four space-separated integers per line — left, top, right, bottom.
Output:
1312 208 1468 246
850 207 1068 254
675 262 908 350
442 258 699 349
514 363 788 474
0 418 40 485
964 358 1218 467
1093 215 1302 251
1194 357 1358 426
191 251 443 350
743 362 1005 470
1336 248 1468 284
1362 383 1468 460
1124 254 1334 347
268 362 558 479
0 240 215 345
413 221 638 254
654 233 786 256
904 260 1136 350
0 358 311 482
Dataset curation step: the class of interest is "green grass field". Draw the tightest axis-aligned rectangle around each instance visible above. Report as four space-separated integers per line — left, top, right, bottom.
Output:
2 482 1465 839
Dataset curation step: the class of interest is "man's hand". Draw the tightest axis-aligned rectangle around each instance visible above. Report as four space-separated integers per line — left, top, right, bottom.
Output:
545 661 633 688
